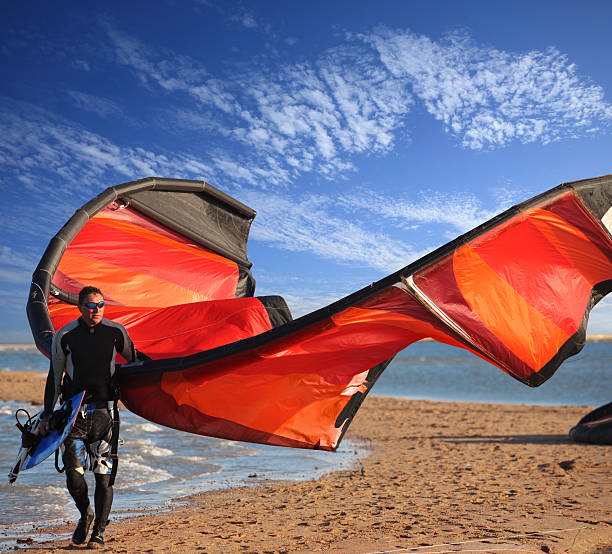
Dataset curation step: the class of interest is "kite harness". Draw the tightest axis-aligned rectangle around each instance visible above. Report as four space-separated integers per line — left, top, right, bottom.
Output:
108 392 121 487
15 408 41 450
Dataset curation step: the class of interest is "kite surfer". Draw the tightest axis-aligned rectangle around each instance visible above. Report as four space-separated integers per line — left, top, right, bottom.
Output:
38 286 136 548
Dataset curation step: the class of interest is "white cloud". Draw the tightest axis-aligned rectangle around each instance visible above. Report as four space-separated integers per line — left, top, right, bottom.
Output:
362 27 612 149
0 246 34 271
253 269 366 318
240 186 528 279
104 22 238 115
280 291 350 319
103 24 414 182
66 90 123 118
211 154 292 188
0 246 34 286
240 189 429 273
0 267 31 284
336 187 516 234
230 11 258 29
0 97 217 241
72 59 91 72
0 97 213 193
101 21 612 188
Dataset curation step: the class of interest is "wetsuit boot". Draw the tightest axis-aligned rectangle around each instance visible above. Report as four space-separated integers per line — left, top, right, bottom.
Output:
72 506 94 545
87 520 108 549
67 469 94 545
88 473 113 548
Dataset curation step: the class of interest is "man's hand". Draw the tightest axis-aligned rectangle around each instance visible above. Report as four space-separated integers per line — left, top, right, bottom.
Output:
37 418 51 436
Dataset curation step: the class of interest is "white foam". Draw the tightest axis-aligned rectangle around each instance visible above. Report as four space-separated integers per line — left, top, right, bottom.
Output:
183 456 208 462
123 453 144 463
127 438 173 456
208 440 259 457
147 446 173 456
0 401 37 415
116 460 174 488
36 500 71 512
123 422 163 433
32 485 67 496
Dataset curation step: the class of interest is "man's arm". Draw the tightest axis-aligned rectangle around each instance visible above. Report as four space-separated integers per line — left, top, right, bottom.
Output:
117 324 136 364
39 331 66 433
43 331 66 415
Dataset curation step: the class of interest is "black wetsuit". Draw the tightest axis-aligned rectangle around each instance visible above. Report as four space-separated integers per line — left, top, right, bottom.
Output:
44 317 135 415
43 317 135 532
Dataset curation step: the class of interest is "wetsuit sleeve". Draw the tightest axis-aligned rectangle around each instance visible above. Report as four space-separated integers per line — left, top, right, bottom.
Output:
118 325 136 363
43 331 66 417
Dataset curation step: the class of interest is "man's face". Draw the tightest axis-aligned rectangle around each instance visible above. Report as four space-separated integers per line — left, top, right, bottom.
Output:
78 293 105 327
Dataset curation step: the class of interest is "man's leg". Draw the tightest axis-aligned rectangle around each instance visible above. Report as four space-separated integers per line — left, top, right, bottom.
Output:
87 410 114 549
87 473 113 548
62 436 94 544
65 467 90 514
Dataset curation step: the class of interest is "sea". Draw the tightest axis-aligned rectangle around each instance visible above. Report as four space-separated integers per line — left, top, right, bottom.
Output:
0 341 610 549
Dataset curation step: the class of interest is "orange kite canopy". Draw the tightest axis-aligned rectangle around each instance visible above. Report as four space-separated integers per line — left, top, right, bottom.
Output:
27 175 612 450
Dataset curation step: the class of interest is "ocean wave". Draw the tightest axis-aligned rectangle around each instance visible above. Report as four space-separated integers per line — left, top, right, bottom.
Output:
125 438 173 456
122 422 163 433
116 459 174 487
205 440 260 456
30 485 67 496
0 403 37 416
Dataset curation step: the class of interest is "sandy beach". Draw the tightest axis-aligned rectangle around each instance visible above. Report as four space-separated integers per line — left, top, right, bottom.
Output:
1 371 610 553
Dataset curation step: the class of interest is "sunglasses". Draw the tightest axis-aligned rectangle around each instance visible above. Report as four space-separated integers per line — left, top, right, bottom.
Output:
83 301 105 309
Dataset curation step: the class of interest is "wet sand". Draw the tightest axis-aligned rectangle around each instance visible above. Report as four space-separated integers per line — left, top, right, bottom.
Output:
1 371 610 553
0 370 47 405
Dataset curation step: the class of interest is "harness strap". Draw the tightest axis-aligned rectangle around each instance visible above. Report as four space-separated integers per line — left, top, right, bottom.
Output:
108 399 120 487
54 448 65 473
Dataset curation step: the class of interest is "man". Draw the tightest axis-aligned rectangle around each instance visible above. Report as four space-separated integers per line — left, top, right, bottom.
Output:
39 286 136 549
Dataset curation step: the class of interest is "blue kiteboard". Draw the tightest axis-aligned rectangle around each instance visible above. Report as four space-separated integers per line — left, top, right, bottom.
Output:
8 391 86 484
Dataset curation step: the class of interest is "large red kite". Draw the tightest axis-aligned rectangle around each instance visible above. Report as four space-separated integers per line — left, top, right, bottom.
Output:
27 175 612 451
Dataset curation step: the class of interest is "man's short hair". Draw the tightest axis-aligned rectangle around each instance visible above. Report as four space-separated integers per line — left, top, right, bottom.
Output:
78 286 104 305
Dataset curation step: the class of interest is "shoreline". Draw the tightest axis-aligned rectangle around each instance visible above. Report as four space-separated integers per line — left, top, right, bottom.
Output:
1 372 610 552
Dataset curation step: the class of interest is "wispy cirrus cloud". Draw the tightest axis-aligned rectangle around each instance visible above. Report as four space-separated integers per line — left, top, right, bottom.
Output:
0 245 35 340
192 0 261 30
236 47 413 174
230 10 258 29
66 90 123 118
0 97 213 193
103 22 238 114
253 269 367 318
238 185 530 277
0 97 216 239
0 246 34 284
103 23 414 182
336 186 521 234
0 91 545 279
238 189 434 273
361 27 612 149
101 20 611 186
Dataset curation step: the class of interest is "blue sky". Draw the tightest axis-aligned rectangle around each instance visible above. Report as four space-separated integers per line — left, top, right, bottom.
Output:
1 0 611 342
